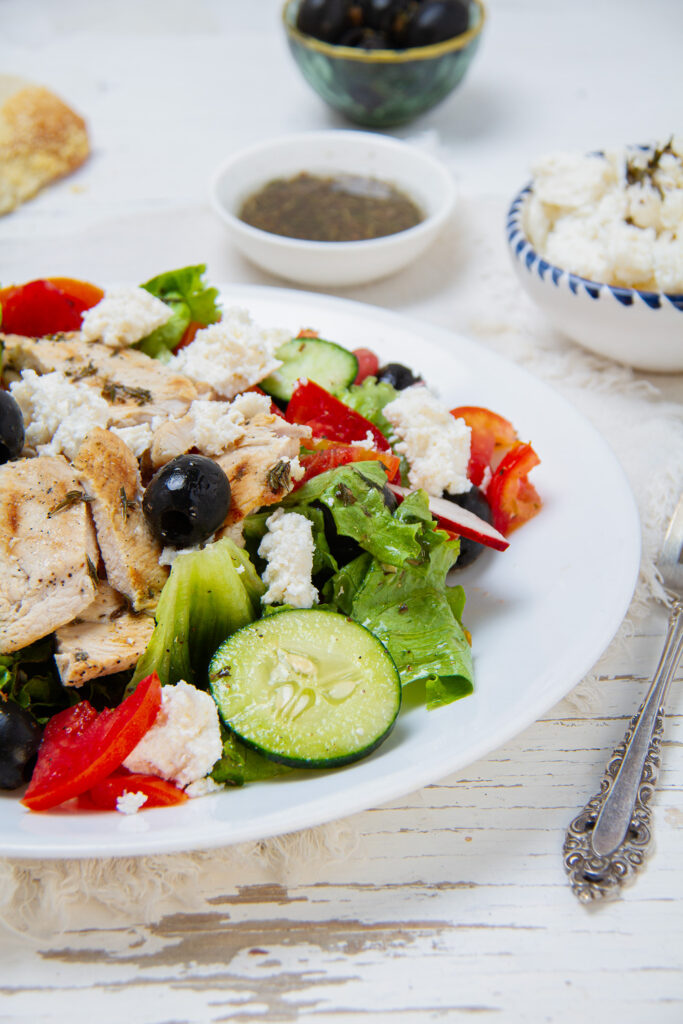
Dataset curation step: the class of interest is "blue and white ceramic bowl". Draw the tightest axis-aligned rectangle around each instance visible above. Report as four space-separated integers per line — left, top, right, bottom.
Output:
506 184 683 373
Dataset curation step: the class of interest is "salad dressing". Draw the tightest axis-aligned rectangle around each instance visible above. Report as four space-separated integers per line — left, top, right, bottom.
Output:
238 172 424 242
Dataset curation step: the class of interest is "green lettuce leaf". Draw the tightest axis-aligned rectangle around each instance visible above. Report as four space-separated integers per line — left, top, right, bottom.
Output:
281 462 423 568
137 264 221 358
211 727 291 786
339 376 398 438
0 639 130 723
129 538 264 690
327 490 474 709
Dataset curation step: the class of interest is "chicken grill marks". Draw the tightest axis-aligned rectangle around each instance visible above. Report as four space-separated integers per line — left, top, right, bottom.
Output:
0 455 99 653
74 428 168 611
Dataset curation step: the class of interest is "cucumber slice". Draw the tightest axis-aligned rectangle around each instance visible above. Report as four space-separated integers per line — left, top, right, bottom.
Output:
261 337 358 402
209 609 400 768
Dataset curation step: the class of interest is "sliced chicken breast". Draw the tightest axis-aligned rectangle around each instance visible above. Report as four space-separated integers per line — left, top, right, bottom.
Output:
1 332 203 427
74 428 168 610
0 455 99 653
54 582 154 687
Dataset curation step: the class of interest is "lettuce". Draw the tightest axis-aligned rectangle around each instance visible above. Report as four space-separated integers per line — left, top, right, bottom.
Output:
1 639 130 723
137 264 221 358
210 727 291 786
339 376 398 438
129 538 264 690
243 464 474 710
326 490 474 709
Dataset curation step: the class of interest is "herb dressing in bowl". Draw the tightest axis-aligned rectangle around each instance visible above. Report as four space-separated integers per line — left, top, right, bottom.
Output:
210 131 456 288
238 172 424 243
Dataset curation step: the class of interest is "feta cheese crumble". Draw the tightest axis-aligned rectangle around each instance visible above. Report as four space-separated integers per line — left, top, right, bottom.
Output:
81 286 172 347
524 139 683 291
116 790 148 815
123 680 223 788
258 508 318 609
110 422 154 458
182 393 273 456
168 307 286 399
383 385 472 496
10 368 110 460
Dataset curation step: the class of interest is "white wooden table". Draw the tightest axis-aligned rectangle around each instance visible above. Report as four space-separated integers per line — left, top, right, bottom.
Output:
1 2 682 1021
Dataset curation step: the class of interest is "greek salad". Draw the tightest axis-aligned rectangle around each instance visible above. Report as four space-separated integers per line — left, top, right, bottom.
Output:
0 267 541 815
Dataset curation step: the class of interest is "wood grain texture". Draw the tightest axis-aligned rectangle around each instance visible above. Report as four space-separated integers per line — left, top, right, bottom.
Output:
1 625 680 1023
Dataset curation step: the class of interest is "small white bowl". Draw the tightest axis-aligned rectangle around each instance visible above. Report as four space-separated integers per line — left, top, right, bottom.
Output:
210 130 456 288
506 185 683 373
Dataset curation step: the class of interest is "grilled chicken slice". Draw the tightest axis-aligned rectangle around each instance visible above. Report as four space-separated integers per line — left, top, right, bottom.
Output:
74 428 168 610
216 415 311 525
54 583 154 687
0 455 98 653
1 332 203 427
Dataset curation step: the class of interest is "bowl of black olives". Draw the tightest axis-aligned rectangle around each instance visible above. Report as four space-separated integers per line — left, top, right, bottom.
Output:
283 0 485 128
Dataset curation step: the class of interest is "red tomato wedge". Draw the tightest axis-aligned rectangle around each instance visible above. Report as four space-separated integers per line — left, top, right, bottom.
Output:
487 442 542 535
296 440 400 489
173 319 202 354
22 673 162 811
352 347 380 384
78 769 187 811
286 379 391 452
451 406 519 487
0 277 103 336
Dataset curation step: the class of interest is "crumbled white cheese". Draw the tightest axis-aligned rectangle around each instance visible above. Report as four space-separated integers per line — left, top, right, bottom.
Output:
168 307 286 399
115 790 149 815
383 385 471 496
258 508 318 609
184 776 224 799
123 680 223 788
110 422 154 458
184 393 272 456
525 139 683 291
10 368 110 460
158 535 214 567
80 286 172 347
350 430 377 448
82 286 172 347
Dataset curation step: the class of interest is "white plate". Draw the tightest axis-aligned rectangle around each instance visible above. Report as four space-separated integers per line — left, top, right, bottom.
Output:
0 286 640 859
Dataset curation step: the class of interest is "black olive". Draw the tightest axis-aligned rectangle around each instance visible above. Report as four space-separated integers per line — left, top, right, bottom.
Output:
338 26 391 48
400 0 471 47
0 701 43 790
376 362 421 390
142 454 231 547
297 0 353 43
445 486 492 568
0 390 25 464
358 0 405 33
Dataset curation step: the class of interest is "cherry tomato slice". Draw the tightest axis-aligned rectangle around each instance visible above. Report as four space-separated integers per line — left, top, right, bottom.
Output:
78 769 188 811
22 673 162 811
295 441 400 489
487 442 542 535
286 379 391 451
352 347 380 384
0 277 103 336
451 406 519 487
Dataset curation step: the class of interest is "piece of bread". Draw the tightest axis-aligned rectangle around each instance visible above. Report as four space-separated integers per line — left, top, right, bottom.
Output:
0 74 90 215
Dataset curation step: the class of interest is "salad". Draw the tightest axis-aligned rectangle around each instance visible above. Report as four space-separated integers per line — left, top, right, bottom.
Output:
0 267 541 815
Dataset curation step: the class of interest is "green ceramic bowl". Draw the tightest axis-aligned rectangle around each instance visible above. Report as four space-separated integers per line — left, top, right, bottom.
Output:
282 0 485 128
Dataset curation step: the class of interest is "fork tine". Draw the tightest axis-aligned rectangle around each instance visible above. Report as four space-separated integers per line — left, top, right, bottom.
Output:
658 494 683 591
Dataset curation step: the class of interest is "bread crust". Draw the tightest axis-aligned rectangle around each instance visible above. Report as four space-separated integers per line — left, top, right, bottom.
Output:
0 81 90 215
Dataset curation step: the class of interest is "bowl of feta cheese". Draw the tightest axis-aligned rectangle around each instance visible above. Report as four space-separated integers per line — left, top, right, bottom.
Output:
506 139 683 372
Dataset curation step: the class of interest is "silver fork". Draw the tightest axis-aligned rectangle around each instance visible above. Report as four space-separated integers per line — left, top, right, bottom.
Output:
563 494 683 903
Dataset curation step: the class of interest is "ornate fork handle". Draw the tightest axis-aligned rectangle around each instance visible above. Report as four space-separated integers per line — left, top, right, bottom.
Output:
564 600 683 903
